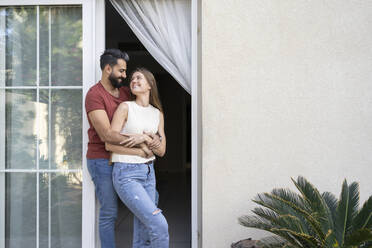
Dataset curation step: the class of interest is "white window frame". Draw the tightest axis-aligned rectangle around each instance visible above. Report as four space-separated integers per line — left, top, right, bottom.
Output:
0 1 95 248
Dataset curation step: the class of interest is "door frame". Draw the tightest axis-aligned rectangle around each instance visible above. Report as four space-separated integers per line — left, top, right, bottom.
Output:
94 0 202 247
191 1 202 247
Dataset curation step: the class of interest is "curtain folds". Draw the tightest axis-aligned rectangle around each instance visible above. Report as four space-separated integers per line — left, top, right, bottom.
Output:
110 0 191 94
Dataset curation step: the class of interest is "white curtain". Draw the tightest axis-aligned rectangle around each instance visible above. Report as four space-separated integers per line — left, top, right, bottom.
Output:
110 0 191 94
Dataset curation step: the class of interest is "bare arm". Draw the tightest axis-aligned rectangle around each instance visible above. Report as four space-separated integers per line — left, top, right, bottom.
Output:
104 102 151 157
105 143 147 157
150 112 166 157
88 109 127 144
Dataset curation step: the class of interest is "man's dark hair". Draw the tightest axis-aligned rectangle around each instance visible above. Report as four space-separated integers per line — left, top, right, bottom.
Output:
100 48 129 70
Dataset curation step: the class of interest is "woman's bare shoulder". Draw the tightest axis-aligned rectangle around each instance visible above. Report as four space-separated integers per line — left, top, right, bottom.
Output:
117 102 129 111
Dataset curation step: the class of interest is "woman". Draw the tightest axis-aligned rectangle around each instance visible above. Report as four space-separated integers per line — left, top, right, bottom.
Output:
105 68 168 248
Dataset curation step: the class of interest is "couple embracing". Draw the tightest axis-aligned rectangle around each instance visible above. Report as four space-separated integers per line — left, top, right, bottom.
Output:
85 49 168 248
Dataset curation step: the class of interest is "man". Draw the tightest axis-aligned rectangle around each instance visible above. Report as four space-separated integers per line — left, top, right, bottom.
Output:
85 48 160 248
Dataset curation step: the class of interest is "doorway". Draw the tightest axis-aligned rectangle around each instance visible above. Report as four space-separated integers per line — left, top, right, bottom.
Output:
105 1 192 247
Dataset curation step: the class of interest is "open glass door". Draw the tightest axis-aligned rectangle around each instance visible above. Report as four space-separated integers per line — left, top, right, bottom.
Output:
0 1 95 247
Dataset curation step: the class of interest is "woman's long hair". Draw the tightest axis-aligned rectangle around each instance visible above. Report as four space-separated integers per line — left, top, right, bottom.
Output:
130 68 163 113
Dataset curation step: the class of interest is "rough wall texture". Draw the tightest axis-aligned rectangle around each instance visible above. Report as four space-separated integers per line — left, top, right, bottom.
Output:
201 1 372 247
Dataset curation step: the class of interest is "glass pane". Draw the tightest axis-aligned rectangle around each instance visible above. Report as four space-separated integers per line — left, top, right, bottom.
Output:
5 173 36 248
5 89 37 169
51 6 82 86
39 89 49 169
39 89 82 170
51 172 82 248
5 7 37 86
39 172 49 248
1 5 83 247
39 7 50 86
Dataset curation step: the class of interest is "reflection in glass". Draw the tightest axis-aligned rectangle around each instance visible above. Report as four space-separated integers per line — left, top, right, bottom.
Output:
51 172 82 248
51 7 82 86
39 7 50 86
51 89 82 170
39 90 49 169
5 7 37 86
38 89 82 170
39 172 82 248
2 5 83 248
5 173 36 248
39 172 49 248
5 89 37 169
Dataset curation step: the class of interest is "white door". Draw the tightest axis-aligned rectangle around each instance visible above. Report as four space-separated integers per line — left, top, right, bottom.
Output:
0 1 95 247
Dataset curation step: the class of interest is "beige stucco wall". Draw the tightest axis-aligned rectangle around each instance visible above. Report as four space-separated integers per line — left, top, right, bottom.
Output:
201 1 372 247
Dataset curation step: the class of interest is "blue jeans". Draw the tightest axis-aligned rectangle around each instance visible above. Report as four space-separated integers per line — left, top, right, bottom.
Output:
87 159 118 248
113 162 169 248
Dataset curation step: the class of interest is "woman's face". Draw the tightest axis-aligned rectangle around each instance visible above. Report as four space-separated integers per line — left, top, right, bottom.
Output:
130 71 151 95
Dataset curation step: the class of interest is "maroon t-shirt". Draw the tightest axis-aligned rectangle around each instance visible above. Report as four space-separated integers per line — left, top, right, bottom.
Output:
85 82 130 159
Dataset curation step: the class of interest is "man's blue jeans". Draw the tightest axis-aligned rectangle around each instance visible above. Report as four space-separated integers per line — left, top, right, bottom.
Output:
112 162 169 248
87 159 118 248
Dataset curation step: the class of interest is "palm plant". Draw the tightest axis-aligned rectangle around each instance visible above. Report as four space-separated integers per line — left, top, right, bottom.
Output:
238 176 372 248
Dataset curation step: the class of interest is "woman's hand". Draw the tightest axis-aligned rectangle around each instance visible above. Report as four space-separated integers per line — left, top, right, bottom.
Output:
120 133 146 147
144 132 161 150
148 112 166 157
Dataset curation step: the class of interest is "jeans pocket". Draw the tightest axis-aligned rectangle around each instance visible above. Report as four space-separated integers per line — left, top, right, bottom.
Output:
119 168 147 185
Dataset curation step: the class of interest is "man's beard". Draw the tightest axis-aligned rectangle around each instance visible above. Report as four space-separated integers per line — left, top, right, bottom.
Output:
109 73 124 89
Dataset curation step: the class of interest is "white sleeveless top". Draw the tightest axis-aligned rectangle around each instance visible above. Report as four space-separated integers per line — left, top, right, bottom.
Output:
111 101 160 163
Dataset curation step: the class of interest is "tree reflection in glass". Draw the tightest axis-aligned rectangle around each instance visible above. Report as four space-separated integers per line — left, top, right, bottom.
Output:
2 5 83 248
5 7 37 86
5 90 37 169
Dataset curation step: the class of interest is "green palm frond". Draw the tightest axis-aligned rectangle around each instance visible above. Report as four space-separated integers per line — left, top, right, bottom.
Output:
238 215 275 231
321 192 339 247
252 207 305 233
271 188 307 210
252 207 280 225
353 196 372 230
238 176 371 248
292 177 333 233
277 214 307 234
239 215 306 247
271 189 311 229
348 182 360 224
344 229 372 247
252 193 309 231
335 180 360 246
263 189 312 234
253 193 296 216
271 228 321 248
264 192 325 242
291 177 324 214
257 235 291 248
322 192 338 225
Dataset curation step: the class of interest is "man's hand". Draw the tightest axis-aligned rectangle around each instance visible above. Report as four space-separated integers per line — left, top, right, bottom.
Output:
139 144 154 158
138 149 148 158
120 133 145 147
144 132 161 150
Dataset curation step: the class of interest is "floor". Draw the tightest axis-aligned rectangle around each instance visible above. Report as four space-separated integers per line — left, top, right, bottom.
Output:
115 171 191 248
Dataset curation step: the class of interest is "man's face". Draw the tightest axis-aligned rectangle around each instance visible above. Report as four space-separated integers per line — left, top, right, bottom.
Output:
108 59 127 88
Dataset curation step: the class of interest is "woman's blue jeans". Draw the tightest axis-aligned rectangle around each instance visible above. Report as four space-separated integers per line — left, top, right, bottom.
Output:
112 162 169 248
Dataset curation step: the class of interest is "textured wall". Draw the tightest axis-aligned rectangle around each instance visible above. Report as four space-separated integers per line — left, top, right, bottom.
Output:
201 1 372 247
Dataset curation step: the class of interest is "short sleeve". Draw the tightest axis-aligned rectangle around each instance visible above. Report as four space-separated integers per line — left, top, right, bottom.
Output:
85 88 105 114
